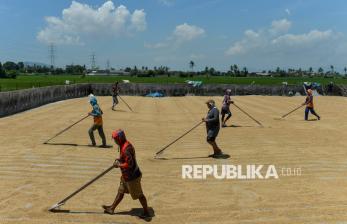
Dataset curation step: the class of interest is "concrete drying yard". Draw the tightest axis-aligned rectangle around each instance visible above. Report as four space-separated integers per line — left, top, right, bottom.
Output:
1 96 347 224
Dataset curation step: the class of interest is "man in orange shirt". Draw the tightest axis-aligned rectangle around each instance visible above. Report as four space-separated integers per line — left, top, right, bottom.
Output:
88 96 107 147
302 89 320 121
102 129 150 219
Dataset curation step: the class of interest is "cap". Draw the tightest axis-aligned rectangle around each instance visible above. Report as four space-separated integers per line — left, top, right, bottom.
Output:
205 99 215 106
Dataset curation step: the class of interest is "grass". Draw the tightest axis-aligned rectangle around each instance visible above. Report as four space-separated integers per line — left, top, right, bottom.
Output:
1 74 346 92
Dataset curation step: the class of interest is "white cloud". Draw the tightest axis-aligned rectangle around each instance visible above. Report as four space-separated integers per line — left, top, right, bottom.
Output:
285 8 291 15
224 18 347 69
225 19 336 56
225 29 266 56
173 23 205 42
144 42 168 49
131 9 147 31
272 30 333 46
37 1 146 45
145 23 205 49
158 0 175 6
270 19 292 34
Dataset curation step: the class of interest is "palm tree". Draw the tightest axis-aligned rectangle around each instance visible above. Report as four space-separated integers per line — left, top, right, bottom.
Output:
330 65 335 79
344 67 347 76
318 67 324 75
276 67 281 73
189 61 195 71
229 65 234 76
208 67 215 78
0 62 3 75
242 67 248 76
233 64 238 77
309 67 313 73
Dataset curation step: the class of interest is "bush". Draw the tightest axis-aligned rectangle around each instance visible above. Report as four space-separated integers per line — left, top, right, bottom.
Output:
137 73 151 77
0 70 18 79
7 70 18 79
178 72 188 78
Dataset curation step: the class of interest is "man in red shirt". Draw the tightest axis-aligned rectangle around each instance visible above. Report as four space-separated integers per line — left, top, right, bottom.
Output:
102 129 150 218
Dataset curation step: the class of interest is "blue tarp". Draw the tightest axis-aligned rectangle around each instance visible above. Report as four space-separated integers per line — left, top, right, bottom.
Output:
304 82 321 90
146 92 164 97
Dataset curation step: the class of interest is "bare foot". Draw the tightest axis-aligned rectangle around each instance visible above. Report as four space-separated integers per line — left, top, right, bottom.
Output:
102 205 112 210
102 205 115 215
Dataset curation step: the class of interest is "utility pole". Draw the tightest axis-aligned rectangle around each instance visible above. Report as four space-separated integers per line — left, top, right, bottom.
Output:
49 43 55 69
90 53 96 70
106 60 110 70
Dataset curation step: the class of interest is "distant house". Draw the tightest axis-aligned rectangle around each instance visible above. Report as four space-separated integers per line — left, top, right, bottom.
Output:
86 69 130 76
255 72 271 77
109 69 130 76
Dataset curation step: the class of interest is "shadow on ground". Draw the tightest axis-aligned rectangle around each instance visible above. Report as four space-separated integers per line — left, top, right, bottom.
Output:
155 154 230 160
50 207 155 222
44 143 113 148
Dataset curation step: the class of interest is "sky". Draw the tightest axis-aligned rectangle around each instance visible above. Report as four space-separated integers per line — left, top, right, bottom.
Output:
1 0 347 72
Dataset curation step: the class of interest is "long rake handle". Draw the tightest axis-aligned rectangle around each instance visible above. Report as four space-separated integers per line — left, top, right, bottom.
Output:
118 95 134 112
44 114 90 144
233 103 263 127
51 165 114 209
155 121 204 156
281 104 304 118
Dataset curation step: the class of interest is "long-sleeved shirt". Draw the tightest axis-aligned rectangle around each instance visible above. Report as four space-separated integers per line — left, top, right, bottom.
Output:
305 95 314 108
205 107 220 129
90 104 103 125
118 141 141 181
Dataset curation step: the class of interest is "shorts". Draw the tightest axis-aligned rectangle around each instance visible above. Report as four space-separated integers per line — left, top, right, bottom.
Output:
207 127 219 142
113 96 118 104
118 176 144 200
221 107 231 116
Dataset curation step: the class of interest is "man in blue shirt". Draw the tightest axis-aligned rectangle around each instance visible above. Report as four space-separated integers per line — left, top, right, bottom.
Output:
88 95 107 147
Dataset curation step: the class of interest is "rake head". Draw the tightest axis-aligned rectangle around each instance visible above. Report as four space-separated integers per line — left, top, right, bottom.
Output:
48 203 68 213
154 156 167 160
154 150 164 158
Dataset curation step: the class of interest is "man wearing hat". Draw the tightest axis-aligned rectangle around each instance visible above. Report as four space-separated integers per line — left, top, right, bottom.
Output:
111 82 120 111
302 89 320 121
202 99 223 158
221 89 234 127
102 129 150 219
88 95 107 147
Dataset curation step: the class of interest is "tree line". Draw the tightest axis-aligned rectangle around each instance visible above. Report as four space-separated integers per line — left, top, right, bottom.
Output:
0 61 87 78
1 60 346 79
123 62 347 78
